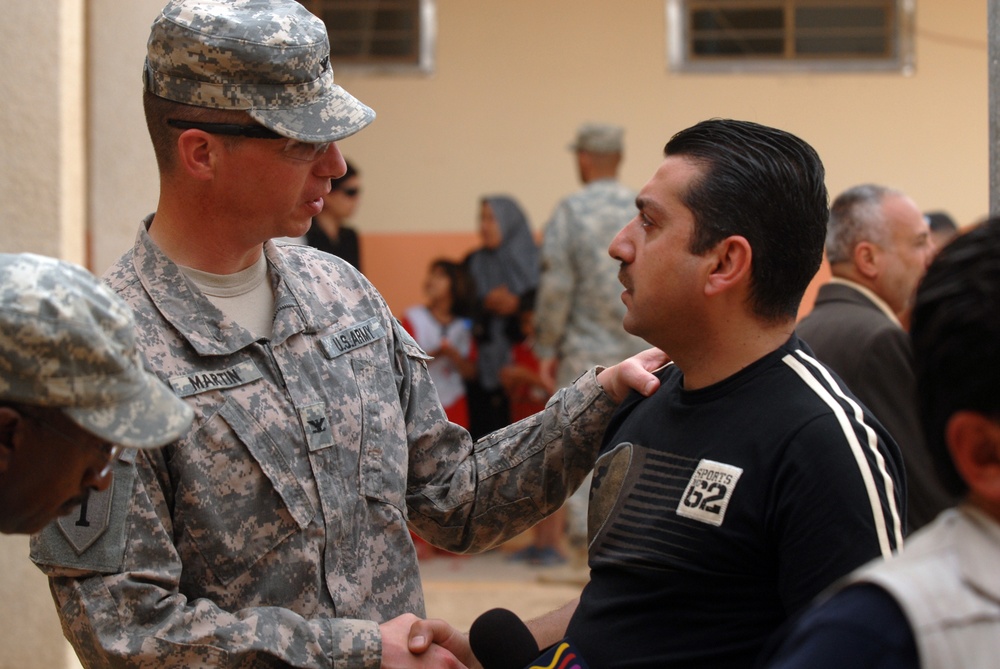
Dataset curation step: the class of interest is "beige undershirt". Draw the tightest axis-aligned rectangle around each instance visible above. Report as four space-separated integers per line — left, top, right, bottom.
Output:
181 254 275 339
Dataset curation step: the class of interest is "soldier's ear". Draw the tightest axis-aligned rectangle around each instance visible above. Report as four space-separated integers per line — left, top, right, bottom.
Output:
175 129 221 181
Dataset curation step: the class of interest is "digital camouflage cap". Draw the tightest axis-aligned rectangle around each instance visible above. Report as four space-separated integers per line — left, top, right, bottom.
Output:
0 254 193 449
143 0 376 143
569 123 625 154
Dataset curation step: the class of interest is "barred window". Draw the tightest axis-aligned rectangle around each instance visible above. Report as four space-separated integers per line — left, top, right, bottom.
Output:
299 0 436 73
667 0 914 73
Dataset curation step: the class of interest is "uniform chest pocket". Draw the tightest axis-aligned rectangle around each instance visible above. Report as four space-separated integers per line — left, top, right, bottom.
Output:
174 398 315 586
353 357 408 512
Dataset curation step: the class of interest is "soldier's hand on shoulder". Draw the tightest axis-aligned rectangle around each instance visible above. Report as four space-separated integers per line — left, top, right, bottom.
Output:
596 348 669 403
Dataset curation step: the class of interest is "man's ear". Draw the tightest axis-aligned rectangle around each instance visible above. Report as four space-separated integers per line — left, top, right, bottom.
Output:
947 411 1000 502
0 407 21 475
853 241 881 280
704 235 752 297
175 130 219 181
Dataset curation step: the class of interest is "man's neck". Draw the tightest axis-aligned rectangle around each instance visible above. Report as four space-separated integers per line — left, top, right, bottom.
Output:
148 205 264 275
672 319 796 391
582 170 617 185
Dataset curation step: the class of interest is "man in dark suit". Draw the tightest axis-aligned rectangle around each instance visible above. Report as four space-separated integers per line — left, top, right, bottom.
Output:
797 183 949 531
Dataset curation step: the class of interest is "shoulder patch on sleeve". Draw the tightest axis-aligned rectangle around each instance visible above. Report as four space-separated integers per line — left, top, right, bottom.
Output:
392 318 433 361
30 453 137 573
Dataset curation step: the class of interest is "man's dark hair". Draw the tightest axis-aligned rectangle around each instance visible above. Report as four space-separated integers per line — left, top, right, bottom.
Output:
910 217 1000 498
664 119 829 322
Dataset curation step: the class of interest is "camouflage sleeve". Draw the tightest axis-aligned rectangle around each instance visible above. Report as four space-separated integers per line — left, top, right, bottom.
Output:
534 203 577 360
398 310 615 552
31 448 381 669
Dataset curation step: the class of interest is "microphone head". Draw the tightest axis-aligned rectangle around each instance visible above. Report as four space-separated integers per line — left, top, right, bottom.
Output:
469 608 540 669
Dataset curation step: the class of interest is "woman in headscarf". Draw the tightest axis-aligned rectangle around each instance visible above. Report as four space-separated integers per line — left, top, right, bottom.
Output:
464 195 540 439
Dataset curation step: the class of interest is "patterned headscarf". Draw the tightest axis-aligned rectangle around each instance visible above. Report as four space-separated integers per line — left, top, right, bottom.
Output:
464 195 540 391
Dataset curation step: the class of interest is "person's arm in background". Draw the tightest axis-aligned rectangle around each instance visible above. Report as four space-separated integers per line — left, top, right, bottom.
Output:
439 337 477 380
534 204 575 391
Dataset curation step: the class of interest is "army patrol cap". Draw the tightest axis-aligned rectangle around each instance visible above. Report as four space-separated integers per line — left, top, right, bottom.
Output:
143 0 375 143
569 123 625 154
0 254 194 449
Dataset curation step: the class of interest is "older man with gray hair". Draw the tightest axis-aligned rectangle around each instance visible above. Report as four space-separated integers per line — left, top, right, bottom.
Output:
797 183 949 531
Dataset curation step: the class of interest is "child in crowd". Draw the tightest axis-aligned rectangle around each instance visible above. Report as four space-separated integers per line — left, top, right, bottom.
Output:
402 259 477 427
402 259 477 560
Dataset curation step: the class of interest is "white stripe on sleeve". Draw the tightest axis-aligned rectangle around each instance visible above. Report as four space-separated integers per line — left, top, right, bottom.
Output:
782 351 904 557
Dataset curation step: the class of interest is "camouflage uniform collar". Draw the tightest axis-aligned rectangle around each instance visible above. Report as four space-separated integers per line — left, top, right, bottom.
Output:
132 220 318 353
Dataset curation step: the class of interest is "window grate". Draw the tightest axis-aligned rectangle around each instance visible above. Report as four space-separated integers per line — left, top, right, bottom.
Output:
298 0 435 73
669 0 914 73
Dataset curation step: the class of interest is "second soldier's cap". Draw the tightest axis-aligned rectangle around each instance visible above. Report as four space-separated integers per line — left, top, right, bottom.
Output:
568 123 625 154
0 253 194 449
143 0 375 143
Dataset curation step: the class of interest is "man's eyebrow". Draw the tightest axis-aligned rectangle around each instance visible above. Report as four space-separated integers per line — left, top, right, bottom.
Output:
636 195 664 217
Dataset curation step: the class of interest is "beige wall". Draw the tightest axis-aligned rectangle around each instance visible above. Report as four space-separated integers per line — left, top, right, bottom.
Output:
0 0 85 262
82 1 989 277
0 1 989 667
0 3 86 667
342 0 988 237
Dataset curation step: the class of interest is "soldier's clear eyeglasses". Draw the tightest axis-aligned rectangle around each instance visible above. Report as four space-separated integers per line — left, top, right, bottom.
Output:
21 410 123 479
166 119 334 162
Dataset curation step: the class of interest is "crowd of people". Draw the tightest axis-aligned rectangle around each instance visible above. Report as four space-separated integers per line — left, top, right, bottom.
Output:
3 1 997 668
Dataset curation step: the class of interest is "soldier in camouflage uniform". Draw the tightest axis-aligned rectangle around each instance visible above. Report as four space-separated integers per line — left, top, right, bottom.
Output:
533 124 649 555
29 2 664 668
0 253 192 535
535 123 647 389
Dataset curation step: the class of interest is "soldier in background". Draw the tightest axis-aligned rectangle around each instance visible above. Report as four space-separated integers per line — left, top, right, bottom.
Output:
29 2 665 668
534 123 648 560
0 253 191 535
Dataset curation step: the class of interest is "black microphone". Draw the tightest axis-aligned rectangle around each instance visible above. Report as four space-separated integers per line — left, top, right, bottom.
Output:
469 607 590 669
469 608 540 669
